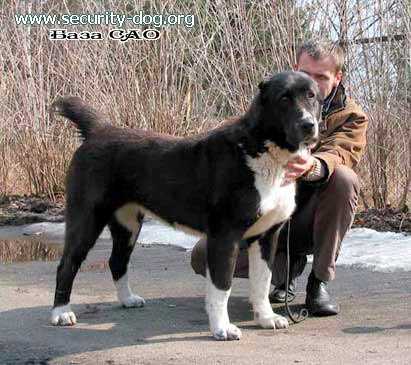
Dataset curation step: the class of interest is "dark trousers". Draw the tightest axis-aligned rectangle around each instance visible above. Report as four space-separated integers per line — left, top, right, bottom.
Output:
191 165 360 284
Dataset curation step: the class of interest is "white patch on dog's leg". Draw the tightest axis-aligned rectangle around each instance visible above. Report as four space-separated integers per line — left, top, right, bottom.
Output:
115 272 145 308
50 304 77 326
113 204 145 308
248 243 289 329
205 269 241 341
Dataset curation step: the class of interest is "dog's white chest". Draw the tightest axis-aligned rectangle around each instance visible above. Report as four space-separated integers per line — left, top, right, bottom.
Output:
243 144 298 239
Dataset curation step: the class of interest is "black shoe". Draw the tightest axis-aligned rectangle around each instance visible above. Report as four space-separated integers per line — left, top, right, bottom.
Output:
269 280 296 303
305 271 340 316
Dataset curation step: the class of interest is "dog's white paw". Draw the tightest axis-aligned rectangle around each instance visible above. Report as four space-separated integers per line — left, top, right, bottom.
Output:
51 304 77 326
121 294 145 308
212 323 242 341
255 312 289 329
115 274 145 308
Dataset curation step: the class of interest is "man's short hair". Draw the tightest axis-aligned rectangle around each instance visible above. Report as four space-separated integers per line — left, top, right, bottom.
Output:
296 40 345 73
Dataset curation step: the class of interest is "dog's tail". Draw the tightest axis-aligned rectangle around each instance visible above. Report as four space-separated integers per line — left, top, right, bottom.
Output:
51 96 103 140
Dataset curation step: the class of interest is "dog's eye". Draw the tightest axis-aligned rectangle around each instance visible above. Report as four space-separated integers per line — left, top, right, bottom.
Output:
280 96 290 103
307 91 315 99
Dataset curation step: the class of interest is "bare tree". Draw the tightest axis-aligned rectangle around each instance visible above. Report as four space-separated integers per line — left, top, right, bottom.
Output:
0 0 409 209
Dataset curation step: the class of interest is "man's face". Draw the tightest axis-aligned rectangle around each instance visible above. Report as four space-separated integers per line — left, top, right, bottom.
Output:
294 52 342 99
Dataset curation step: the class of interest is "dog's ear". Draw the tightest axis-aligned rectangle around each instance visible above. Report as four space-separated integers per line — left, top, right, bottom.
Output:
258 80 267 92
258 80 268 103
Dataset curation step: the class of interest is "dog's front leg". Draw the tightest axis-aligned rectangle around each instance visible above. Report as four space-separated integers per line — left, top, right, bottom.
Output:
248 225 289 330
205 235 241 341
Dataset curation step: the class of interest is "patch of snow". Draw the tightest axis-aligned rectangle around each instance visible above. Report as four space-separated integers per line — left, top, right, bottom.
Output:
335 228 411 272
307 228 411 273
1 221 409 273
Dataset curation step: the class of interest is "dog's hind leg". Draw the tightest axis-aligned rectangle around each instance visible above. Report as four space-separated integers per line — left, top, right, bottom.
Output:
109 203 145 308
51 209 108 326
248 223 289 330
205 232 242 341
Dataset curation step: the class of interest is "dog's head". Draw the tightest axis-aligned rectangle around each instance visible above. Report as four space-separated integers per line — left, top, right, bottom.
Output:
256 71 322 152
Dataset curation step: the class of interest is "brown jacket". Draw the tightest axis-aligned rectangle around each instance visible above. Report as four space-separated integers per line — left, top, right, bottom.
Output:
312 84 368 182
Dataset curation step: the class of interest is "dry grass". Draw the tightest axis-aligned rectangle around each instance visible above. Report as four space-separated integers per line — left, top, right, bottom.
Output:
0 0 409 209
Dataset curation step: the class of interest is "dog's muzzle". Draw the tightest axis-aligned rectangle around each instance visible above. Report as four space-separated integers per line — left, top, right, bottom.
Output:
299 116 319 146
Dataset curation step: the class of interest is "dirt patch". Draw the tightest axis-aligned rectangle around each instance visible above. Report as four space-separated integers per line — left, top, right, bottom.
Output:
352 207 410 234
80 260 110 272
0 195 64 226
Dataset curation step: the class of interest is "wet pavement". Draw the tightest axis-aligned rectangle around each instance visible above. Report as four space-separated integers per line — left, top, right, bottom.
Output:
0 215 410 364
0 238 410 364
0 239 62 264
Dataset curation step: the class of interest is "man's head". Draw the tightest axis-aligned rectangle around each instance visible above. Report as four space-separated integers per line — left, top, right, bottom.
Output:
294 40 344 99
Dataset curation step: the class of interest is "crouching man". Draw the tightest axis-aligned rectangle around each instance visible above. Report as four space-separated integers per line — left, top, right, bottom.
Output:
191 40 369 316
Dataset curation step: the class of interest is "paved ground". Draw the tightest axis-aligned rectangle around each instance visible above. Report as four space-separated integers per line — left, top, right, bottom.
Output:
0 238 410 365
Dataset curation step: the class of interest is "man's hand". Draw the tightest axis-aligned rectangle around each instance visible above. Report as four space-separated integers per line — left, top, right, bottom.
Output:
282 154 315 186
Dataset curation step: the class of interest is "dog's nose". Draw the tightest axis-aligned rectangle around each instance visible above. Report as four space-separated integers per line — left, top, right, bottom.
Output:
301 119 315 135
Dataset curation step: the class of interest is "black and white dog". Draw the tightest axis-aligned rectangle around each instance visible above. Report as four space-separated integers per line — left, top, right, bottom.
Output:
50 71 321 341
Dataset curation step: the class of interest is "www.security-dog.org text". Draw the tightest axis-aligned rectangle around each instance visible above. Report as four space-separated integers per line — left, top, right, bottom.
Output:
14 10 196 42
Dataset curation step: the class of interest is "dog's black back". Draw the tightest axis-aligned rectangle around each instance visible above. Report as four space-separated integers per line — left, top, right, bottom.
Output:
55 99 259 234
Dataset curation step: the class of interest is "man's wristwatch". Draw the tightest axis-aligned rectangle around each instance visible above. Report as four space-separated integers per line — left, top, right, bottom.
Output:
302 158 323 182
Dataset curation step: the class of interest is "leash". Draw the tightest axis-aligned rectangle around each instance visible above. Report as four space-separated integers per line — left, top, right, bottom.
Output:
283 218 309 323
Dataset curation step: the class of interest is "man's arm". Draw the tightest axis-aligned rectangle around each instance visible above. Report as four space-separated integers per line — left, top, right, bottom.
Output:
282 112 369 185
312 114 369 183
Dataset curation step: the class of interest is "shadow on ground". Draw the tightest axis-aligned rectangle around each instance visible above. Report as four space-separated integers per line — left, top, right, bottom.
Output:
0 295 254 363
342 323 411 334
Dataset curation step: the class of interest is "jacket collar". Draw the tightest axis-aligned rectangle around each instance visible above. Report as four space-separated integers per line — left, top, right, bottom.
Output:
322 83 347 120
